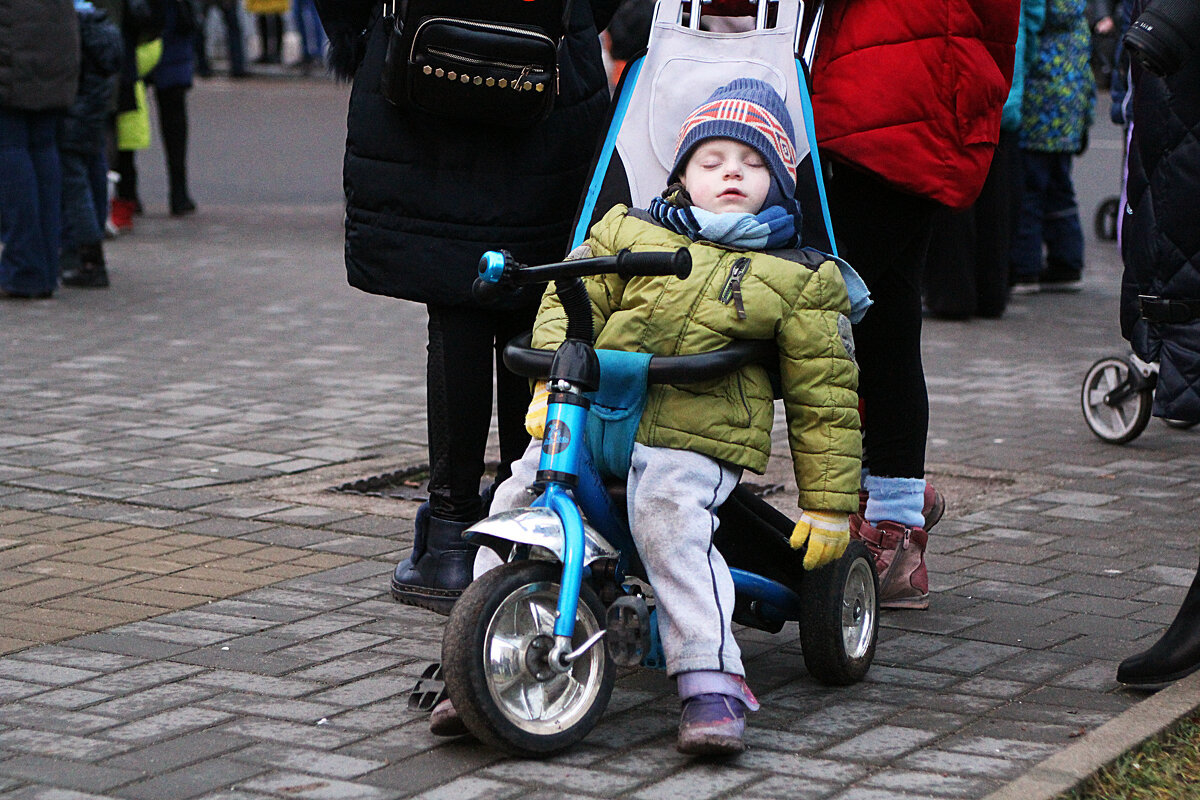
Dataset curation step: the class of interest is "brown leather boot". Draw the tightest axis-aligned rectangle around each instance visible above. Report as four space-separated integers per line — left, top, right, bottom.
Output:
853 521 929 610
850 484 944 538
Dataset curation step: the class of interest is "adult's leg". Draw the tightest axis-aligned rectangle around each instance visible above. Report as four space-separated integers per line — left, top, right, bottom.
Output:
973 130 1018 317
391 304 532 612
922 206 977 320
1041 151 1086 281
156 85 195 215
222 2 248 75
1009 149 1051 285
61 151 106 249
0 110 61 296
828 165 934 480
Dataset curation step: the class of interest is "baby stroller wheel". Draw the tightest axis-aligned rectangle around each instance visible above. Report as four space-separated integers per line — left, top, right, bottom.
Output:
798 540 878 686
441 560 614 757
1081 357 1153 444
1094 196 1120 241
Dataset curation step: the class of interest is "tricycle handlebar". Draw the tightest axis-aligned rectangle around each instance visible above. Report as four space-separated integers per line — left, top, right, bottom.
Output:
473 248 692 303
502 332 775 385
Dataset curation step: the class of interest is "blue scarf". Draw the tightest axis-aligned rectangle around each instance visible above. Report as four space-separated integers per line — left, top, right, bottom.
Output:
647 186 872 324
648 187 797 250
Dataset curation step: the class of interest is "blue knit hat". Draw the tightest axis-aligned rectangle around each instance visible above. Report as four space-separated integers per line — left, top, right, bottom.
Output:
670 78 799 201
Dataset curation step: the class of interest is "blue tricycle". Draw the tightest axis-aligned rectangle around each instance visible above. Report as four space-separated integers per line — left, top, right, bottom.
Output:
433 248 878 757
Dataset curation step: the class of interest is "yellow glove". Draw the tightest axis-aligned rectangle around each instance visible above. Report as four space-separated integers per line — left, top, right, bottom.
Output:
525 381 549 438
790 510 850 570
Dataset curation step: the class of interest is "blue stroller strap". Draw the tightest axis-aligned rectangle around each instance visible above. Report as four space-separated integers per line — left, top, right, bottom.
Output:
585 349 654 480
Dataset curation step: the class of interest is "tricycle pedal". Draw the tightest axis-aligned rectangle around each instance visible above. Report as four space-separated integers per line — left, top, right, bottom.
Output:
604 595 651 666
407 662 447 713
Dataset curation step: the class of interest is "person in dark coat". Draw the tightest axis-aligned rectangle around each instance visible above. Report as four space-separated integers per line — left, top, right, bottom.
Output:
59 1 124 289
0 0 80 299
150 0 199 215
314 0 620 615
1115 0 1200 688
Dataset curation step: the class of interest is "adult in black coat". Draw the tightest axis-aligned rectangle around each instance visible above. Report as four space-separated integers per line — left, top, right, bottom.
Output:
0 0 79 299
1116 0 1200 688
315 0 619 614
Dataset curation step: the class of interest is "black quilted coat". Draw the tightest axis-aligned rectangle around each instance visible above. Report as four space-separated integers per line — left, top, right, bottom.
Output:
1120 24 1200 423
315 0 618 309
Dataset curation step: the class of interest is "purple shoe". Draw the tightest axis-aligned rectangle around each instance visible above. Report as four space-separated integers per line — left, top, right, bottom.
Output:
677 693 747 756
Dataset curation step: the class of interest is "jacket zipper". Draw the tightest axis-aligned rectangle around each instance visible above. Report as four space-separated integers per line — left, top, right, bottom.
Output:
718 257 751 320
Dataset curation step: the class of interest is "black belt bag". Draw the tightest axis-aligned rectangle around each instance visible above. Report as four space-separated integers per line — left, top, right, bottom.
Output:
380 0 571 127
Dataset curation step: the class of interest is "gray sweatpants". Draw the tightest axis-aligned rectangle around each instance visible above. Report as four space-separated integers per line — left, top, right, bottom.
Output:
490 439 743 677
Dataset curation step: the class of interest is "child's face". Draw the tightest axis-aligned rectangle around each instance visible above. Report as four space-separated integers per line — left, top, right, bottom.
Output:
679 139 772 216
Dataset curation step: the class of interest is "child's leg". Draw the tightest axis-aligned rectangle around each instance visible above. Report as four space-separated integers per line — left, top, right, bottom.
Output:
626 443 742 677
471 438 542 579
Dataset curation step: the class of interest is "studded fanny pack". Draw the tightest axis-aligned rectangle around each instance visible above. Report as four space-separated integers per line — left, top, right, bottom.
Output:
380 0 572 127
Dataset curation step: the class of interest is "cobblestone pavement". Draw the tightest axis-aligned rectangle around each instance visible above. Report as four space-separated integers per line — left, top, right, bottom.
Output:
1 77 1196 799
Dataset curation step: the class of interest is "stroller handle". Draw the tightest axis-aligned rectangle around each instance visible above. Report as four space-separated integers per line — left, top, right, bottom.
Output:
503 332 775 385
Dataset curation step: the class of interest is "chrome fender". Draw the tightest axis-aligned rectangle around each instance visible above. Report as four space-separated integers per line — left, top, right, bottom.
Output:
463 507 620 566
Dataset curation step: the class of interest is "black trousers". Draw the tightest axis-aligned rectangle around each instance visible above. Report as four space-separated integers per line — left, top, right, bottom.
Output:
114 85 189 203
827 166 936 480
923 131 1019 319
425 304 536 521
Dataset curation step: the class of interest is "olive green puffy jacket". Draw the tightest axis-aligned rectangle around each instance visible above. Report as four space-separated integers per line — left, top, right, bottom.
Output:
531 206 862 513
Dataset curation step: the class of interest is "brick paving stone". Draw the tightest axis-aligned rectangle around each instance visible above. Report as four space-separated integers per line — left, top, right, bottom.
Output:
86 682 218 718
200 693 342 723
230 743 386 779
101 728 254 772
406 777 527 800
822 725 944 763
630 764 759 800
117 758 268 800
859 768 993 797
2 705 120 735
0 755 142 792
898 749 1029 779
0 728 133 761
103 706 237 742
217 718 367 750
482 761 648 796
739 775 840 800
0 660 99 685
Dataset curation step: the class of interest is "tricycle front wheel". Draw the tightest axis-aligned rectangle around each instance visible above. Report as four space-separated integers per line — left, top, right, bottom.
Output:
798 540 878 686
442 560 615 757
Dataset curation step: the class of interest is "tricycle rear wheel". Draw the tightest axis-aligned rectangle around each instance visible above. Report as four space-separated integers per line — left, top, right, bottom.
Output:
442 560 615 757
798 540 878 686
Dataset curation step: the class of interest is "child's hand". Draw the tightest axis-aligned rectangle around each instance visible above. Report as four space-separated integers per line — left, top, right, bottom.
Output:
790 510 849 570
525 381 549 438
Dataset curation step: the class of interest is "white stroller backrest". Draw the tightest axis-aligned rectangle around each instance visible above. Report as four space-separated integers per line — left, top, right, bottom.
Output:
572 0 836 254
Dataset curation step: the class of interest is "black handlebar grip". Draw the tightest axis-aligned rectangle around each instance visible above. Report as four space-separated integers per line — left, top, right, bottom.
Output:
472 277 507 304
615 248 692 280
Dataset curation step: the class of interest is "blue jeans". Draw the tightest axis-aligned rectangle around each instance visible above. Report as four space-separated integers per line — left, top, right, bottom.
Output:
60 149 107 251
292 0 326 62
1010 150 1085 280
0 107 62 295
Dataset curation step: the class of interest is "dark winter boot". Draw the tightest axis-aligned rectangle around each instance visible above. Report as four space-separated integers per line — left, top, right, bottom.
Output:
1117 559 1200 687
61 242 109 289
390 505 479 616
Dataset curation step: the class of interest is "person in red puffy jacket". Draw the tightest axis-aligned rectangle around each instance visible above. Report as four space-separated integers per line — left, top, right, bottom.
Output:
807 0 1020 610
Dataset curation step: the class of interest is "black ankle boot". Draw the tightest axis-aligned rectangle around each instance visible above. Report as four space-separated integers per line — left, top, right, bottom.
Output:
61 243 109 288
390 505 478 616
1118 559 1200 687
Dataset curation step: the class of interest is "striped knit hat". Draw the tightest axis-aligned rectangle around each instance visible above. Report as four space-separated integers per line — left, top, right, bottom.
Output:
670 78 799 200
